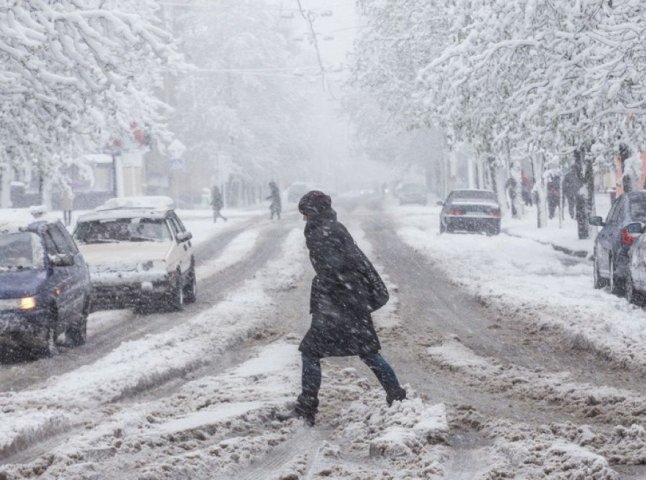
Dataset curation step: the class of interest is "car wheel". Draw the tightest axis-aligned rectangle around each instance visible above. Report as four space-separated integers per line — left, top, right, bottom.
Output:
183 267 197 304
625 273 642 306
609 256 624 295
486 221 500 236
446 222 454 234
167 271 184 311
593 255 608 289
36 305 59 357
67 298 89 347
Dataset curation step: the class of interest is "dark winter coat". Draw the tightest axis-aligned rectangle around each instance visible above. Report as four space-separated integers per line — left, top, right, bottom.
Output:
298 208 386 358
211 187 223 210
562 170 581 199
266 185 281 213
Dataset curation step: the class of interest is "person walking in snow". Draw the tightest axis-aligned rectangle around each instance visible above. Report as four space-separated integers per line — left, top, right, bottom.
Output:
521 173 533 207
60 188 74 226
210 185 227 223
505 176 518 217
546 172 561 219
562 168 581 220
279 190 406 426
267 181 281 220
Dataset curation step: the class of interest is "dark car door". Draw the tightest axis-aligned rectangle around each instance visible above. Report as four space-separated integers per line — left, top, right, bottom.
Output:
45 223 88 326
596 197 624 276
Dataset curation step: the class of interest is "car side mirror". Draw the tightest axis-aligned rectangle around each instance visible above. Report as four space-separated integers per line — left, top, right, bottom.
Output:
176 232 192 243
48 253 74 267
589 216 604 227
436 201 444 206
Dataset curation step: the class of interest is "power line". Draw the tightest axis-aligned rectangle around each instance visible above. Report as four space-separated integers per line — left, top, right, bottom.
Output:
157 1 352 12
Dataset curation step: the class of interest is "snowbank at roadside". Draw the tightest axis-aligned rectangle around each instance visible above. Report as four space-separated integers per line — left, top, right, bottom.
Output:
502 192 612 256
390 205 646 373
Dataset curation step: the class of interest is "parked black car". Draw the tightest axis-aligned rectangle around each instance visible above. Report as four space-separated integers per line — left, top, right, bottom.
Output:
439 189 502 235
590 191 646 294
0 219 92 357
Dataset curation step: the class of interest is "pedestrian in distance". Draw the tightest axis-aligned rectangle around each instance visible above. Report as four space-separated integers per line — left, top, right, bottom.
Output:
546 173 561 219
267 181 281 220
521 173 533 207
505 176 518 217
278 190 406 426
562 168 581 220
60 188 74 227
210 185 227 223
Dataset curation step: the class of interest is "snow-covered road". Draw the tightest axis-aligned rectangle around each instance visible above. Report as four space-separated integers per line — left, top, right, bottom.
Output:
3 203 646 479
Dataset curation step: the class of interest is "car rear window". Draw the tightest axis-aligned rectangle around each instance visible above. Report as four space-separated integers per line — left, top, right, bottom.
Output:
450 191 497 202
75 218 172 244
0 232 45 271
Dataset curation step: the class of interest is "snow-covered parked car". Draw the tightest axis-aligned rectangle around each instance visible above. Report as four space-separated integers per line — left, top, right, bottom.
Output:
73 202 196 311
438 189 502 235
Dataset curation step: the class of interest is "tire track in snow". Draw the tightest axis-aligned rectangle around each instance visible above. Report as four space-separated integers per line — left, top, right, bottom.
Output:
195 228 260 281
0 228 305 463
0 218 280 395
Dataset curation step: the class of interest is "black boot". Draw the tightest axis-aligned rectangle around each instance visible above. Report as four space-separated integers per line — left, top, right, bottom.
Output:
386 387 407 407
276 395 318 426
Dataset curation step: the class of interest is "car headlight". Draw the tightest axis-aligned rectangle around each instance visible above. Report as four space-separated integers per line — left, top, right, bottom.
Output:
19 296 37 310
0 297 37 311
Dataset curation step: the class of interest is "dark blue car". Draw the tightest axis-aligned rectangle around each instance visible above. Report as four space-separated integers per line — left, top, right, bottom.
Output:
590 191 646 293
0 219 91 356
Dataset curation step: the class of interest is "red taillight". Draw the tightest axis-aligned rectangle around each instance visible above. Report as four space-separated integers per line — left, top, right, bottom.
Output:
491 209 502 218
622 228 636 246
448 208 466 215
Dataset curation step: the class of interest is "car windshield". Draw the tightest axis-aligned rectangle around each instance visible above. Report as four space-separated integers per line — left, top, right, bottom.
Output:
0 231 45 271
74 218 172 244
450 191 497 202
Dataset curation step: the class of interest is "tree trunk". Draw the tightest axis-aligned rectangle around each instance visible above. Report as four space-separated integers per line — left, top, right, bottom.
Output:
0 162 10 208
532 151 547 228
574 147 593 240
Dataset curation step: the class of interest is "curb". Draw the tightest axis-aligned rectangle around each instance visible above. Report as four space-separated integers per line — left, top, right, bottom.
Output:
502 229 590 259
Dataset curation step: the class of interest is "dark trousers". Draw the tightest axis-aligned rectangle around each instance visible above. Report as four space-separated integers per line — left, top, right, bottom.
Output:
213 209 227 222
63 210 72 226
298 351 402 412
566 195 576 219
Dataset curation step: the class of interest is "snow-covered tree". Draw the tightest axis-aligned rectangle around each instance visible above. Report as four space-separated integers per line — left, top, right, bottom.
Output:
0 0 178 201
168 0 314 204
348 0 450 191
353 0 646 235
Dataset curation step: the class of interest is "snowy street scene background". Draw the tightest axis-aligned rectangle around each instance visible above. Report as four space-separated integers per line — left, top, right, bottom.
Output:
3 1 646 479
